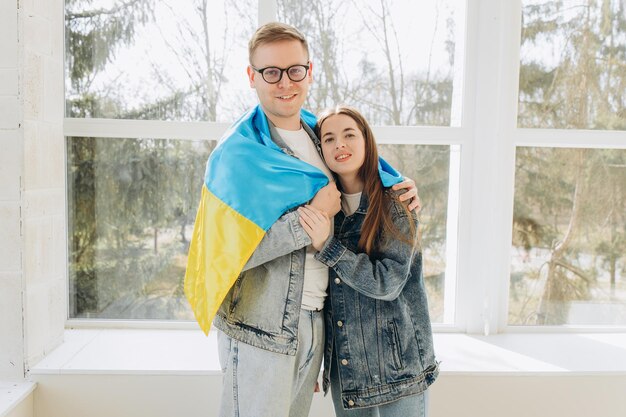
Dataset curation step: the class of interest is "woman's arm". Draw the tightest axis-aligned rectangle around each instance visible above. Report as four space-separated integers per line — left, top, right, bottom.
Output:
297 205 331 251
314 209 419 301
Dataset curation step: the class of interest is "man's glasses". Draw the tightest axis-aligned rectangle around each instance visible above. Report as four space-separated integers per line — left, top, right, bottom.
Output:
251 63 310 84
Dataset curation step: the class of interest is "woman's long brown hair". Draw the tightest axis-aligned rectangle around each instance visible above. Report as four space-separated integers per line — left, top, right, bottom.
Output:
316 106 416 256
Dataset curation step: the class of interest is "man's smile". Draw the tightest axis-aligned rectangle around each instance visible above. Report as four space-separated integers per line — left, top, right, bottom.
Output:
276 93 297 100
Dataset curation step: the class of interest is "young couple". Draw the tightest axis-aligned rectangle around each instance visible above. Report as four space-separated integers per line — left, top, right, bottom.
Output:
186 22 438 417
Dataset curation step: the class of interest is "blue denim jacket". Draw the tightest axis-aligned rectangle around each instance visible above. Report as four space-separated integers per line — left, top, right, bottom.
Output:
213 121 319 355
315 191 439 409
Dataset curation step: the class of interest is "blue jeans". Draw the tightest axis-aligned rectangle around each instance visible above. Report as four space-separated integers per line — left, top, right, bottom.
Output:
218 309 324 417
330 352 429 417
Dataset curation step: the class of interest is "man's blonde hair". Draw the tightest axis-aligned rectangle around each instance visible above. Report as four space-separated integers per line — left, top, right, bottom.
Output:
248 22 309 65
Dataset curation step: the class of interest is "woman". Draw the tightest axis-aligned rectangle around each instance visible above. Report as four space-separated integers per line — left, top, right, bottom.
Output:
297 106 438 416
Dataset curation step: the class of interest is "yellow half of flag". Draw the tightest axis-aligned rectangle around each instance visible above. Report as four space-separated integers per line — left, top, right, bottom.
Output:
184 185 264 335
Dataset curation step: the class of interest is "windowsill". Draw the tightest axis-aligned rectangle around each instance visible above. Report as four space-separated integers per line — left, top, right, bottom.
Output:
0 381 36 417
28 329 626 377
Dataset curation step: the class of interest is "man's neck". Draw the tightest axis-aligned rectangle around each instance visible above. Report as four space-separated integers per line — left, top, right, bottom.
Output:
266 113 302 131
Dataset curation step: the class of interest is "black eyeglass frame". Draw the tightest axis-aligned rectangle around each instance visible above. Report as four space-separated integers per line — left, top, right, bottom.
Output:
251 62 311 84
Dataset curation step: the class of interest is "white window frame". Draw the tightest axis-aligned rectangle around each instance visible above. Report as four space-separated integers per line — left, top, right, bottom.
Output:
63 0 626 334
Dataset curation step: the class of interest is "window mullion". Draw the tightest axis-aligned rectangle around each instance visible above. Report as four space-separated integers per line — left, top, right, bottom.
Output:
458 0 521 335
63 118 230 141
514 128 626 150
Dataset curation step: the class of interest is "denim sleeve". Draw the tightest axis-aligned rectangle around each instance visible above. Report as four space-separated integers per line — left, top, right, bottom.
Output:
242 210 312 271
314 212 419 301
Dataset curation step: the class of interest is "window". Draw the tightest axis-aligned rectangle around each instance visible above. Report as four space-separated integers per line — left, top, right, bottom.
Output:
65 1 625 331
277 0 461 126
65 0 258 122
67 136 212 320
517 0 626 131
510 147 626 326
509 0 626 326
378 143 459 323
65 0 466 325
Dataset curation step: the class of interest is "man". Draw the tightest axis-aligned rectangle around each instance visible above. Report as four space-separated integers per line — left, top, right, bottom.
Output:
185 22 420 417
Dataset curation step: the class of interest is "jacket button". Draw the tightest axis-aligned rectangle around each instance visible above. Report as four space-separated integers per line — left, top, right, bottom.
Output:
337 320 343 327
334 278 341 284
341 359 348 366
348 400 355 407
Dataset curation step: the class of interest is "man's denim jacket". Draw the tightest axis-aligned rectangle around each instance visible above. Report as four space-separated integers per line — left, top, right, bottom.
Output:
213 120 320 356
315 191 439 410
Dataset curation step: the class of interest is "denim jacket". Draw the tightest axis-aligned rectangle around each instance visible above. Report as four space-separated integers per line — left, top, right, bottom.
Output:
315 191 439 409
213 120 320 356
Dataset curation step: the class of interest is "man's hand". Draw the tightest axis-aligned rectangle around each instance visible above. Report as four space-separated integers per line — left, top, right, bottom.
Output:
392 177 422 213
310 182 341 217
298 205 331 251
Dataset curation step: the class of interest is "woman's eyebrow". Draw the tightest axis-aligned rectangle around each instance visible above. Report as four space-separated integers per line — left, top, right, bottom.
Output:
323 127 356 139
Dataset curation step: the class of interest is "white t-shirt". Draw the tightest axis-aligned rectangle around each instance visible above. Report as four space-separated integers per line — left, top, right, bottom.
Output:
341 191 362 216
275 126 334 311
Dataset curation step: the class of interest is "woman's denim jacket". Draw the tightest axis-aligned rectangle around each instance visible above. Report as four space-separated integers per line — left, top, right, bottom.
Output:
315 191 439 410
212 120 317 356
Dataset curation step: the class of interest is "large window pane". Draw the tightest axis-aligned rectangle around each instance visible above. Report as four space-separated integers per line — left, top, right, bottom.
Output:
67 138 456 322
378 144 457 324
278 0 464 126
67 137 214 319
509 147 626 326
65 0 257 121
518 0 626 130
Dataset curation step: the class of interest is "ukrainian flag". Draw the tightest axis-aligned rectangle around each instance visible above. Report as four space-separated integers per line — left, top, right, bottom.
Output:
184 105 403 335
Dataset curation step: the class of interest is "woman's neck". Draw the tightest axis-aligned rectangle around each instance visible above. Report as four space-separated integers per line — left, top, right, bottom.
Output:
338 175 364 194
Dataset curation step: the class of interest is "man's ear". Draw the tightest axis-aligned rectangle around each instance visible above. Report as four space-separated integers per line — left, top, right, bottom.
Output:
307 60 313 84
247 66 255 88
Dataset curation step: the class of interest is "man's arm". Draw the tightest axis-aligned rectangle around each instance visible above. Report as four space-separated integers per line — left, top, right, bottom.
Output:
242 182 341 271
242 210 311 271
392 178 422 212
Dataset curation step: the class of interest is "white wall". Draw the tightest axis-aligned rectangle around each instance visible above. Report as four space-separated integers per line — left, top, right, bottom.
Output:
0 0 25 382
4 396 34 417
3 392 34 417
430 375 626 417
21 0 66 370
0 0 66 380
30 373 626 417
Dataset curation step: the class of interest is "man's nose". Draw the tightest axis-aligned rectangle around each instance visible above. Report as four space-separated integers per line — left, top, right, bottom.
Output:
277 72 292 88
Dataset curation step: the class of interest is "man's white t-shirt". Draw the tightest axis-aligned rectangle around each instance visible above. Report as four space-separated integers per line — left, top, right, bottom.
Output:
275 126 334 311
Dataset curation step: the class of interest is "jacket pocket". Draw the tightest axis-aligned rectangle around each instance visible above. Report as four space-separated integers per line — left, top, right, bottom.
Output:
387 320 404 370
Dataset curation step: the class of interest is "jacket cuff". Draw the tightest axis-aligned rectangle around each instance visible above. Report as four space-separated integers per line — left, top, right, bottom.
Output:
286 210 312 248
314 236 346 267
